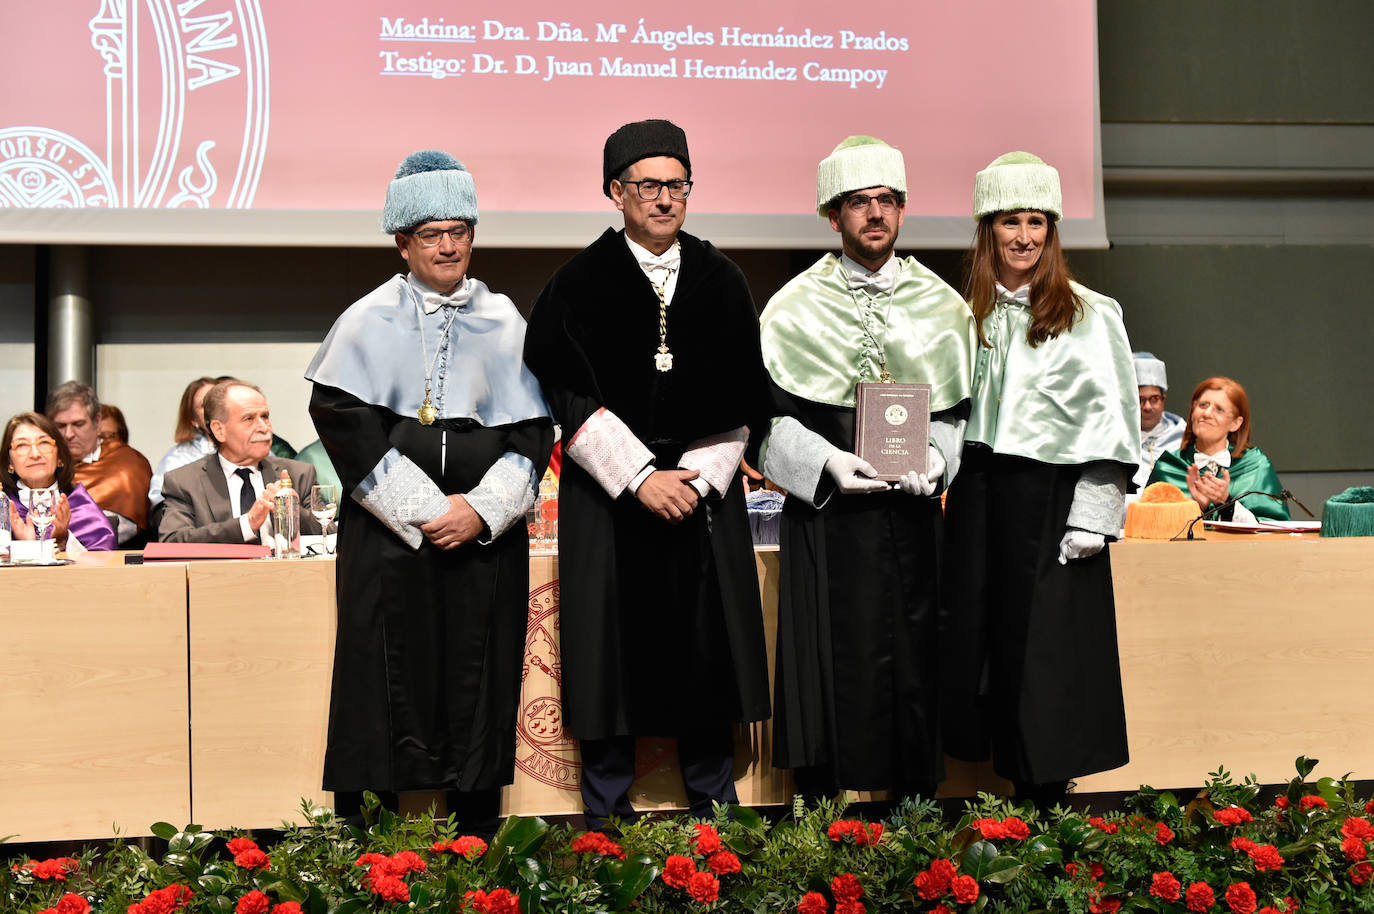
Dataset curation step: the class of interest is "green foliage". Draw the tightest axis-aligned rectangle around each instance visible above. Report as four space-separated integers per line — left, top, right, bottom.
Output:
3 758 1373 914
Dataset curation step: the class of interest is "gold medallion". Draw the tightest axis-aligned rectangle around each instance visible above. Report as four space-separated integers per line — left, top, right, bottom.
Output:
655 347 674 372
418 397 438 425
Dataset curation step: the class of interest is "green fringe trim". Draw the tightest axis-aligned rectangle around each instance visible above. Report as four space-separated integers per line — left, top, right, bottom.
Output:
1320 486 1374 537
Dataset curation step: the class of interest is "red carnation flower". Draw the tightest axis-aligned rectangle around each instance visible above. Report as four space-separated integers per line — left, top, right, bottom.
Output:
931 858 957 882
270 904 302 914
1155 822 1175 845
686 871 720 904
1002 817 1030 840
1300 795 1328 809
1343 835 1369 862
973 817 1007 840
663 855 696 889
706 850 740 874
1185 881 1216 912
866 822 884 844
1249 844 1284 871
1151 872 1182 902
23 858 80 881
233 848 270 870
1231 836 1257 853
1274 797 1289 810
226 837 259 855
393 851 426 874
1089 897 1121 914
1343 817 1374 840
1351 861 1373 886
54 894 90 914
1087 816 1119 834
796 891 828 914
831 873 864 903
128 884 194 914
465 888 521 914
235 890 270 914
452 836 489 859
1366 800 1374 815
691 823 724 855
570 832 624 860
835 902 865 914
914 870 946 901
931 906 954 914
1213 807 1254 826
1224 882 1258 914
951 874 980 904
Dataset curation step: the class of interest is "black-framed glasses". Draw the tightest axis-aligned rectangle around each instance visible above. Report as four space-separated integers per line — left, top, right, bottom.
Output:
843 192 901 214
621 179 693 201
1139 394 1163 407
410 224 472 246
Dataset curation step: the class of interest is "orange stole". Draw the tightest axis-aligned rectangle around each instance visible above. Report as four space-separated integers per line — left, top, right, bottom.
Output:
73 439 153 530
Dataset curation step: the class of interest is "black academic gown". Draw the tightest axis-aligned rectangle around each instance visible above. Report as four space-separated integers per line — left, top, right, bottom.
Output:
771 386 967 793
311 383 553 792
940 445 1129 785
523 228 772 741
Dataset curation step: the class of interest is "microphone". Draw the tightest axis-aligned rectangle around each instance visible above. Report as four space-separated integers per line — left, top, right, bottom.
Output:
1178 489 1297 541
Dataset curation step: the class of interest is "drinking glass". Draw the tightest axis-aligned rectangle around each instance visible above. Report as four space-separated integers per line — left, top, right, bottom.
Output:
310 484 339 554
25 488 57 562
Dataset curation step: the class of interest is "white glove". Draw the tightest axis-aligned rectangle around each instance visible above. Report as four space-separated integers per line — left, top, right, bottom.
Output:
824 451 888 495
1057 529 1106 565
898 446 946 497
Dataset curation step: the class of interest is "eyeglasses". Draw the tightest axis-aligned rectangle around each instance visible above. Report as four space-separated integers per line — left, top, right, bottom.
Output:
410 224 471 246
621 179 693 201
843 192 901 214
10 437 57 455
1139 395 1163 407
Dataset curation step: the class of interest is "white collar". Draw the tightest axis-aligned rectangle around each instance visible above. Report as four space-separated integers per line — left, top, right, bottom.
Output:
995 281 1032 306
80 441 102 464
841 252 900 293
408 274 472 314
218 452 262 481
625 234 681 272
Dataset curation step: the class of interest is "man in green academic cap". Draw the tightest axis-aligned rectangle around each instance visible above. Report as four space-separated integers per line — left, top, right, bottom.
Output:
756 135 977 802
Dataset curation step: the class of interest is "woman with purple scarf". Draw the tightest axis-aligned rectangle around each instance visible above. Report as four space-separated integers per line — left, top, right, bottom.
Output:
4 411 117 553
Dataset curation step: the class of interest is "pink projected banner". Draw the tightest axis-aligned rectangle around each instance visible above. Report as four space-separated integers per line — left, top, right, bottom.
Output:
0 0 1103 247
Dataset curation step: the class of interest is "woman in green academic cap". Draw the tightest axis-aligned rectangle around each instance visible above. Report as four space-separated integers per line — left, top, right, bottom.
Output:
940 152 1140 808
1147 376 1288 521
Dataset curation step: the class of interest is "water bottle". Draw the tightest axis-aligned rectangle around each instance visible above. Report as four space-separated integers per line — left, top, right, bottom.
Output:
271 470 301 558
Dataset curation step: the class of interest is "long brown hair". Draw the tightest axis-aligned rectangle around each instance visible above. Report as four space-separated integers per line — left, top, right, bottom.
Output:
174 377 217 444
964 213 1081 348
2 411 76 497
1180 376 1252 459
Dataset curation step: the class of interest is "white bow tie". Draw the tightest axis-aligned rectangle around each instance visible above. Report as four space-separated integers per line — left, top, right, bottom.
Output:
420 283 472 314
847 268 896 294
634 245 681 281
1194 449 1232 472
996 285 1032 307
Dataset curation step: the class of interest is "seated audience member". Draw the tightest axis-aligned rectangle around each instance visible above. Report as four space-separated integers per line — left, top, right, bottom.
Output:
46 381 153 544
99 404 130 445
1133 352 1185 490
1147 376 1289 521
4 412 117 552
150 376 218 507
158 379 320 543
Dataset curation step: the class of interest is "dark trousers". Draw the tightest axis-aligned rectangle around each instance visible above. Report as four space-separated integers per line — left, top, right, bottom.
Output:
579 727 737 831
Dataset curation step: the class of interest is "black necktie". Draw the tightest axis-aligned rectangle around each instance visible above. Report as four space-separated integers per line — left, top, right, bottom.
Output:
236 467 259 543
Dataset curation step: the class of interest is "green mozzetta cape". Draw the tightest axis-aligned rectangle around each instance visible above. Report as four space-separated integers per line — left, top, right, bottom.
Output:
966 282 1139 471
1147 444 1290 521
758 254 976 410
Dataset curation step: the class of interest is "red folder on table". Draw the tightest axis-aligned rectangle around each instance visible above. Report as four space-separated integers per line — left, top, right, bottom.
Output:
141 542 272 561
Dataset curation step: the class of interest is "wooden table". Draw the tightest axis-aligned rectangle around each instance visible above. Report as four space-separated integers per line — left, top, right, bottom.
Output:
3 532 1371 840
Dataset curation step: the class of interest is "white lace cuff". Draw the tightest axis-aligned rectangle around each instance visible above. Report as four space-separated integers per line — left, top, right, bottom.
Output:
679 426 748 495
758 416 839 508
465 452 539 543
353 448 451 550
1067 462 1128 538
565 407 655 498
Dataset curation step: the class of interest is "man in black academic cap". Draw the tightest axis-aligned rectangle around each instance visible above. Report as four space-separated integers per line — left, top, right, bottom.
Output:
524 119 772 830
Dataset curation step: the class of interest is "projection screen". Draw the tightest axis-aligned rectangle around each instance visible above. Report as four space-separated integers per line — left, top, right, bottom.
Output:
0 0 1105 248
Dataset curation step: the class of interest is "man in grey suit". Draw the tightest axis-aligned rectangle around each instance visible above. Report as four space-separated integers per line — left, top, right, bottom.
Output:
159 379 320 543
